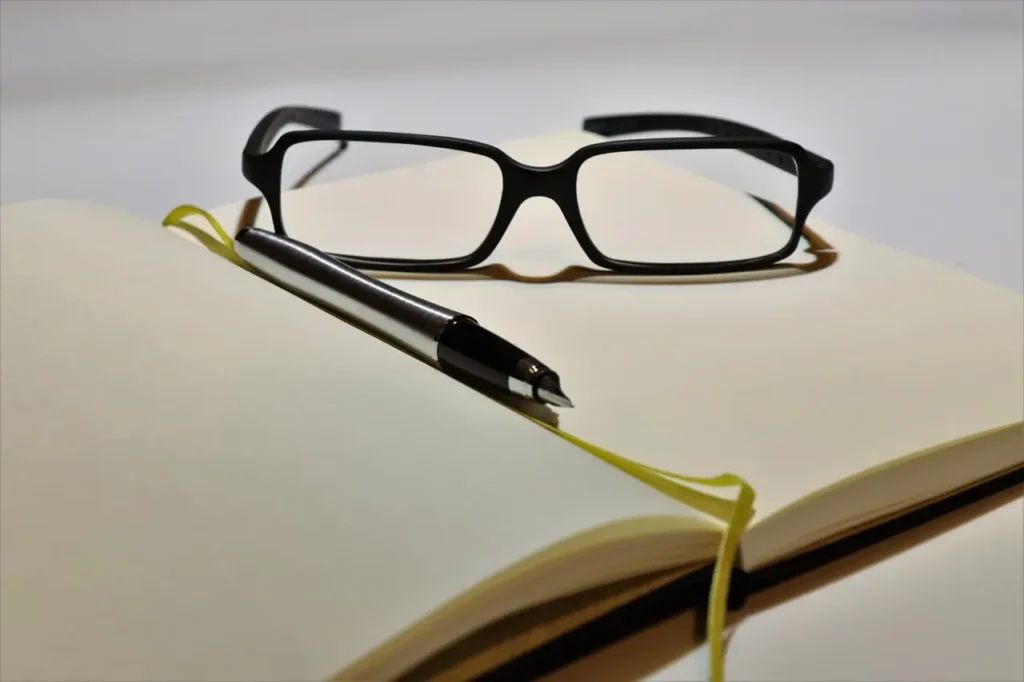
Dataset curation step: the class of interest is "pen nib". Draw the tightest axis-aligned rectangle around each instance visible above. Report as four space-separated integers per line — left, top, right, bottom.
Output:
535 374 574 408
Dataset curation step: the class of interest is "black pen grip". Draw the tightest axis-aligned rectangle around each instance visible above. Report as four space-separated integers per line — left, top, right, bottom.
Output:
437 318 555 399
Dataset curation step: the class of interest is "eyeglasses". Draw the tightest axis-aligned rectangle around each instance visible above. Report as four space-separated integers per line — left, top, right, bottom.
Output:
241 106 834 275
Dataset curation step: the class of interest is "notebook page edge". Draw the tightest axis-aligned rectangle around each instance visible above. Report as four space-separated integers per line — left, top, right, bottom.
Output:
741 420 1024 570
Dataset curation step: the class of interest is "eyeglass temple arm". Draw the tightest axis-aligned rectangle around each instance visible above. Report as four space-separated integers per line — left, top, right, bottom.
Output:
243 106 348 190
583 113 833 196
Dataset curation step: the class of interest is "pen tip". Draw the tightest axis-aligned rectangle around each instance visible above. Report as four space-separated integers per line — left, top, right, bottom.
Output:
535 375 574 408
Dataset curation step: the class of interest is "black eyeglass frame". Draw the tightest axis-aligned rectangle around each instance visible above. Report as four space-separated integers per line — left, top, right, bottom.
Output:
242 106 835 275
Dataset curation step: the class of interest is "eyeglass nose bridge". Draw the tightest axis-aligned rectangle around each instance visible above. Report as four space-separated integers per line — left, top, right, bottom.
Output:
503 158 578 210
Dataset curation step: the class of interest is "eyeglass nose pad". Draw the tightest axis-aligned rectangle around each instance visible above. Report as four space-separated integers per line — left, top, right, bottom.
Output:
490 196 593 277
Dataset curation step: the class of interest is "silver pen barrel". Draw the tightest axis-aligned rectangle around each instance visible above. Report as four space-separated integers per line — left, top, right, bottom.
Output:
233 228 463 363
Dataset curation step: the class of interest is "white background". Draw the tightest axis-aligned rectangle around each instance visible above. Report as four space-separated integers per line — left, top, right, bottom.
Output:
2 0 1022 291
2 2 1022 680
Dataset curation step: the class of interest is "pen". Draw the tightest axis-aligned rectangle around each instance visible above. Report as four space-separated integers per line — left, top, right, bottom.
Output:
233 227 574 409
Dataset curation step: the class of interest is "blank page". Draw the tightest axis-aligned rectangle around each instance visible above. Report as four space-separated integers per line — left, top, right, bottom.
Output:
0 200 710 682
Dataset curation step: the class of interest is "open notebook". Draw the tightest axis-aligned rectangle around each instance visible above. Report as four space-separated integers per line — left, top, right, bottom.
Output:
209 129 1023 574
2 131 1021 682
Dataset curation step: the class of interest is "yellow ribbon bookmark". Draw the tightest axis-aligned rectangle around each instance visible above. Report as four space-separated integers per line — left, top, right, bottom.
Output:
533 418 755 682
162 204 249 268
161 205 756 682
